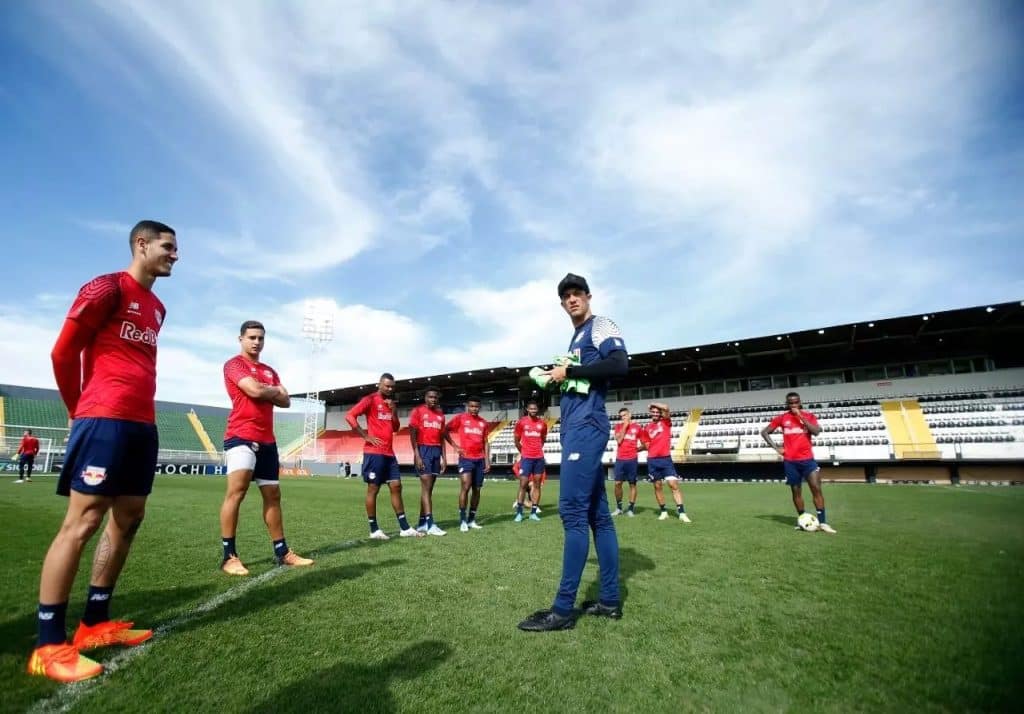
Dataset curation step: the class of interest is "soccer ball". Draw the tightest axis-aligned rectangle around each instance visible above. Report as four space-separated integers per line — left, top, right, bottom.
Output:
797 513 819 532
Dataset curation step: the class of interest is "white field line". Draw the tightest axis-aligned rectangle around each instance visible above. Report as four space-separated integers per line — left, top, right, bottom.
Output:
28 538 366 714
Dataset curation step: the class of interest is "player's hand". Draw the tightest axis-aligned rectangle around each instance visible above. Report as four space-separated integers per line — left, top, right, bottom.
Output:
775 447 785 457
440 459 447 473
546 366 568 383
484 462 491 474
414 456 424 472
366 436 384 447
790 406 802 417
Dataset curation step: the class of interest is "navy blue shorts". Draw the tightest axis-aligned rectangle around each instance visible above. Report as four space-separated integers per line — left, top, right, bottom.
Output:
784 459 820 486
416 445 443 476
519 457 545 477
614 459 638 483
458 457 486 488
363 454 401 485
647 456 678 481
224 437 280 484
58 417 158 498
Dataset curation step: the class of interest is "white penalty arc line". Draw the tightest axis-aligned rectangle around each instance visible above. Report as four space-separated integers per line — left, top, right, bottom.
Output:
28 538 366 714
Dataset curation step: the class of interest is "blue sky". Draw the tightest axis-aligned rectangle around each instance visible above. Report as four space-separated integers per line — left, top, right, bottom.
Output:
1 1 1022 407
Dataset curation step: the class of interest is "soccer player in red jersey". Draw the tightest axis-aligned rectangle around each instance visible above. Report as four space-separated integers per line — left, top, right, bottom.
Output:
346 373 424 540
611 408 642 516
218 321 314 576
14 429 40 483
761 392 836 534
513 400 547 522
28 221 176 682
641 402 691 522
408 387 447 536
445 396 491 532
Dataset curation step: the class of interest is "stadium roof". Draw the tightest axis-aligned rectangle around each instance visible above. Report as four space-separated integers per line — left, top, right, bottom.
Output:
302 300 1024 406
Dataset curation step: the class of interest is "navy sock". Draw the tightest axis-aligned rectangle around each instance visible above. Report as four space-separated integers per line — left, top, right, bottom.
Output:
516 502 523 514
397 512 411 530
222 537 237 561
797 509 805 515
425 513 434 528
468 509 477 523
677 504 685 514
459 508 467 523
817 508 826 524
417 514 427 528
82 585 113 626
660 504 667 512
37 602 68 646
531 504 539 514
616 500 623 510
628 501 635 511
273 539 288 558
368 517 379 534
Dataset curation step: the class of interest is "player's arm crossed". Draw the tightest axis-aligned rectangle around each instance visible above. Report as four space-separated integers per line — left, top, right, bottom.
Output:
236 376 290 408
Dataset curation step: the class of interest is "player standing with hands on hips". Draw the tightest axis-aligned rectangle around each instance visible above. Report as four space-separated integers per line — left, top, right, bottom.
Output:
761 392 837 534
519 273 627 631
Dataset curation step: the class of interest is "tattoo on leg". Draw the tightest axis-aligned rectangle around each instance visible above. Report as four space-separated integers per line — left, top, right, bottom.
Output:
93 531 113 576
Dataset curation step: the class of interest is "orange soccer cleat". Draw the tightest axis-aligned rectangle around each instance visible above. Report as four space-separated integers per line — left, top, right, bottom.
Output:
27 643 103 682
72 620 153 651
221 555 250 576
276 550 314 567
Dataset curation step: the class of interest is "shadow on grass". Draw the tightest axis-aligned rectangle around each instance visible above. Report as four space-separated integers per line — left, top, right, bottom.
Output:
0 583 217 659
248 639 452 714
243 536 390 568
174 559 405 636
583 546 656 607
756 514 797 527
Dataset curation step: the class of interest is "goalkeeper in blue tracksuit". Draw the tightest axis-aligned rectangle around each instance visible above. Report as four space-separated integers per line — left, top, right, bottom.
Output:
519 273 629 631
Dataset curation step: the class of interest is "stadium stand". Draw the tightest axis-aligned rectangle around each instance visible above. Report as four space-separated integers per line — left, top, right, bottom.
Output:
154 411 205 451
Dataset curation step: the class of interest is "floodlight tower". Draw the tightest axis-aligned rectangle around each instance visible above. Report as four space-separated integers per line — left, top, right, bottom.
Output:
301 299 335 464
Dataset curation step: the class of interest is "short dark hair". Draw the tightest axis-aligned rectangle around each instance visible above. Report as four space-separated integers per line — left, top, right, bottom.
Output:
129 220 175 254
25 428 32 435
618 408 630 415
380 373 395 382
526 399 538 408
467 395 482 404
424 387 440 396
240 320 265 335
786 392 800 401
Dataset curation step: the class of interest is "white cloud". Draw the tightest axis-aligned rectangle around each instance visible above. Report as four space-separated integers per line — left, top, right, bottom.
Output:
4 0 1020 407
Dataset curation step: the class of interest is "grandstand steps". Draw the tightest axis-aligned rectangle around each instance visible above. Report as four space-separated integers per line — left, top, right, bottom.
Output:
674 408 703 461
0 397 5 441
882 400 941 459
281 430 320 461
187 410 219 459
487 419 509 443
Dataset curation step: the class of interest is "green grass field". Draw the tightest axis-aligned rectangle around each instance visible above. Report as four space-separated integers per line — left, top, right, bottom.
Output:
2 476 1022 713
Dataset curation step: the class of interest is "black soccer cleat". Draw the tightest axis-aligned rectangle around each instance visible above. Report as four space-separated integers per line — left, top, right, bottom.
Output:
580 601 623 619
517 609 576 632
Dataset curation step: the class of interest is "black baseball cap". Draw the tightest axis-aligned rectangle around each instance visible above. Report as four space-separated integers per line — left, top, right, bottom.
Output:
558 273 590 298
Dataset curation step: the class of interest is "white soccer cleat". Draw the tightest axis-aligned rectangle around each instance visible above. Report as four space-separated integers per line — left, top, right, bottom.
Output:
611 508 622 516
13 479 25 484
459 522 469 533
818 523 837 534
468 521 483 530
679 513 692 523
626 510 635 517
427 525 447 536
658 511 669 521
369 530 390 540
399 528 425 538
416 524 428 534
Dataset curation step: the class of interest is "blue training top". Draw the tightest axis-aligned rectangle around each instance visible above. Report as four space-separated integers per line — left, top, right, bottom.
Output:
558 314 628 435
